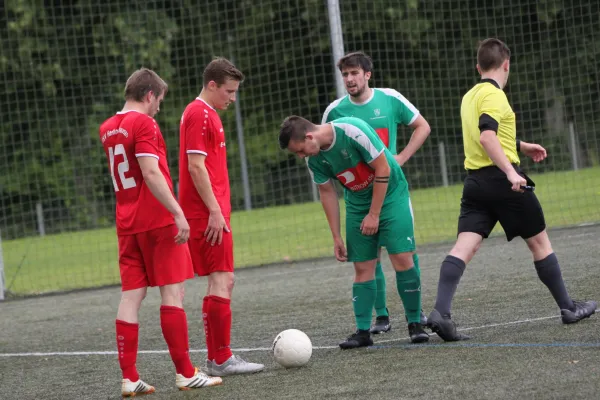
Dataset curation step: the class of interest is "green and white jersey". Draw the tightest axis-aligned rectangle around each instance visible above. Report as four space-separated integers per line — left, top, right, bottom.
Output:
307 117 408 214
321 88 419 154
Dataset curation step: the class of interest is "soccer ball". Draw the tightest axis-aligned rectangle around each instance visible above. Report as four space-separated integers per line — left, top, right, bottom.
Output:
272 329 312 368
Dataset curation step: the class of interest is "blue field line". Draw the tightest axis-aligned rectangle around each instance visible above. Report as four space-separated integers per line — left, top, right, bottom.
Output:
369 342 600 350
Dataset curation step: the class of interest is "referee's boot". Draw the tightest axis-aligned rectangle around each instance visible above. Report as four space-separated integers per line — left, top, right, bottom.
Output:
561 300 597 324
408 322 429 343
370 308 391 334
339 329 373 349
427 309 470 342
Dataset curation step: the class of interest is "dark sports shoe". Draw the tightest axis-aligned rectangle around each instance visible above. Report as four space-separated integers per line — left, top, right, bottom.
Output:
339 329 373 350
408 322 429 343
561 300 597 324
405 311 428 326
370 315 391 334
427 309 470 342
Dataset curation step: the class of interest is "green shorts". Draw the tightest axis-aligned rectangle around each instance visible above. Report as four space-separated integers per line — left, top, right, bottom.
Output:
346 197 416 262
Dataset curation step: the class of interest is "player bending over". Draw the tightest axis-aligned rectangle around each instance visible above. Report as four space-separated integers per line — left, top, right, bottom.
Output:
426 39 596 341
279 115 429 348
322 51 431 333
99 68 221 396
179 58 264 375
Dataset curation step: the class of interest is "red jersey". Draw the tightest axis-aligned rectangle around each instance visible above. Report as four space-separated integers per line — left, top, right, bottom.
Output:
178 98 231 219
99 110 175 235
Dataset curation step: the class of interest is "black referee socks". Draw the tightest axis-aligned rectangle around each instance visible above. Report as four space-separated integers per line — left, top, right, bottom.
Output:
534 253 575 311
434 255 467 316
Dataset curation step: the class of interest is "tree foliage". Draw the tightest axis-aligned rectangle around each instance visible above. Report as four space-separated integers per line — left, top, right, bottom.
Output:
0 0 598 238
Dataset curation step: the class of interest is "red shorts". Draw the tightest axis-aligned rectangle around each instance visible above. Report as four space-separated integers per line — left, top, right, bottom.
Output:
118 224 194 291
188 218 234 276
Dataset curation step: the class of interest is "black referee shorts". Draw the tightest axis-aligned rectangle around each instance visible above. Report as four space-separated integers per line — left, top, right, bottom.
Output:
457 164 546 241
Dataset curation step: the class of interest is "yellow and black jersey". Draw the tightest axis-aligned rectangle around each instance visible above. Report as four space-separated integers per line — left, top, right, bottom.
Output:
460 78 519 170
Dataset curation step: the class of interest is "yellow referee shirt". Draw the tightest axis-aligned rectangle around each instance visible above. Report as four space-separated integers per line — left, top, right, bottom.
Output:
460 78 520 170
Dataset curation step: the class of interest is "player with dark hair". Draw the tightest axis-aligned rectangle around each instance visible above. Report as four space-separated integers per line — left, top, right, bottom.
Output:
179 58 264 375
426 39 597 341
99 68 222 396
322 51 431 333
280 115 429 348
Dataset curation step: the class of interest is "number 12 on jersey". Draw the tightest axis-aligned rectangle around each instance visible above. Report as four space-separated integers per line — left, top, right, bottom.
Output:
109 144 136 192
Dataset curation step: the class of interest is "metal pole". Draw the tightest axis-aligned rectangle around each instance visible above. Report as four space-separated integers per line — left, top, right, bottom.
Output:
313 0 346 203
0 229 5 300
568 122 579 171
36 202 45 236
439 141 449 187
228 35 252 210
327 0 346 98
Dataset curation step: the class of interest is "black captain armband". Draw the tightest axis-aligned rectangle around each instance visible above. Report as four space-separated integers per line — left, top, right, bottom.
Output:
478 113 499 133
375 176 389 183
516 139 521 152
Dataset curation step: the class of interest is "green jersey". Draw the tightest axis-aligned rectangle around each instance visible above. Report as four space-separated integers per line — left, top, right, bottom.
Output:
321 88 420 154
307 117 408 214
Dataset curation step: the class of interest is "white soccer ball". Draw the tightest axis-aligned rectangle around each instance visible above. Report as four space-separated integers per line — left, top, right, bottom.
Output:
272 329 312 368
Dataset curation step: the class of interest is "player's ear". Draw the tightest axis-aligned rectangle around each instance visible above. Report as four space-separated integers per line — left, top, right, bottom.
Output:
476 64 481 75
364 71 371 81
503 59 510 72
207 80 218 91
144 91 154 104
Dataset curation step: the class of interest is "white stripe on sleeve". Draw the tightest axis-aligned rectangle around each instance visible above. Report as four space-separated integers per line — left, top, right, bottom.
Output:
135 153 159 160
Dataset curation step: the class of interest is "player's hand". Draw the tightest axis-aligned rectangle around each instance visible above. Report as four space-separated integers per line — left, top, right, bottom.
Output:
333 237 348 262
507 170 527 193
173 213 190 244
520 141 547 163
205 209 230 246
394 154 407 167
360 212 380 236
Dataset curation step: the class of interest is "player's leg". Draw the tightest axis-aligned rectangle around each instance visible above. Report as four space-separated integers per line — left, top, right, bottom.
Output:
499 187 597 324
191 218 264 376
143 225 222 390
339 258 378 349
387 251 429 343
428 175 495 341
379 200 428 343
370 247 391 334
116 234 155 397
340 214 379 349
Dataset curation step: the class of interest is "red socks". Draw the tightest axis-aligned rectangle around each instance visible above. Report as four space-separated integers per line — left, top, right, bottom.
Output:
160 305 196 378
205 295 233 364
116 320 139 381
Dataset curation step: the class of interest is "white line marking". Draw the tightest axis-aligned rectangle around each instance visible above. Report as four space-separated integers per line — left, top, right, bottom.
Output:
1 310 597 357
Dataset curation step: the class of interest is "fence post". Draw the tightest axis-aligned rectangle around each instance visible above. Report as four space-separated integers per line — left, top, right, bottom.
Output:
568 121 579 171
439 141 449 187
0 229 5 300
229 35 252 210
36 202 46 236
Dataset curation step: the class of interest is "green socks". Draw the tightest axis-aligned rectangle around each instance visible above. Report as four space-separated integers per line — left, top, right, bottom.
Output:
396 267 422 323
352 280 377 331
374 262 388 317
413 253 421 277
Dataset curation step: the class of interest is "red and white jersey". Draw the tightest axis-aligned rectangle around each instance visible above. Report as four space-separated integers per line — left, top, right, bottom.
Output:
178 98 231 219
99 110 175 235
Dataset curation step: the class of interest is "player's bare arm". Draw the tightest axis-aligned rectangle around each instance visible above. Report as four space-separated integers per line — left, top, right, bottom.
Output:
519 140 547 163
187 153 230 246
318 181 347 262
138 156 190 244
480 130 526 192
395 115 431 166
361 153 390 236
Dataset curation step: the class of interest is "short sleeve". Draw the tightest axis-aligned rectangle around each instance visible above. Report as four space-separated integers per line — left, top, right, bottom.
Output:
185 109 210 156
343 123 385 164
382 89 420 125
478 91 510 132
135 116 160 159
321 102 338 124
306 158 331 185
